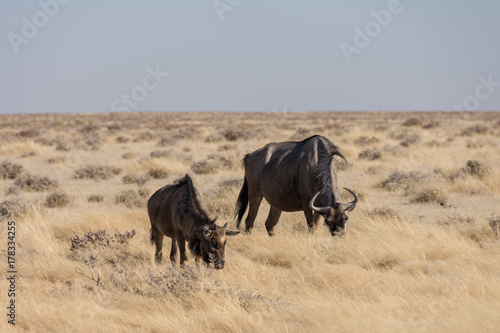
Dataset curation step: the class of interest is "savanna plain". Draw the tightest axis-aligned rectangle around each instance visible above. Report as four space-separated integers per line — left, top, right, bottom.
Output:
0 111 499 333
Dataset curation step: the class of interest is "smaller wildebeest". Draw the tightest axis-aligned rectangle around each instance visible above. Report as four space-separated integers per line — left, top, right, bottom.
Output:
148 174 239 269
235 135 358 236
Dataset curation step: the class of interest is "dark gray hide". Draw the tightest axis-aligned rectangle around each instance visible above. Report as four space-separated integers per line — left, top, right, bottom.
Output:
148 174 239 269
235 135 358 236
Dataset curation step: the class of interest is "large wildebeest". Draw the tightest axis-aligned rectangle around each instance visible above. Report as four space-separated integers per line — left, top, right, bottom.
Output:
235 135 358 236
148 174 239 269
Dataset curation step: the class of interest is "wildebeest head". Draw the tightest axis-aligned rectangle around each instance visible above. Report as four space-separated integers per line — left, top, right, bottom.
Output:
201 222 239 269
309 188 359 235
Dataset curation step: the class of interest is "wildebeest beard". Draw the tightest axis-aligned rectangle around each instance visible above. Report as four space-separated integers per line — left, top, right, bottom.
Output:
188 239 212 264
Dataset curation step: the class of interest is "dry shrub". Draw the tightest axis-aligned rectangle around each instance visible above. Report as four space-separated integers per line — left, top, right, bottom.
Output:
439 215 475 226
70 229 136 251
18 129 40 138
462 160 488 179
116 136 129 143
14 174 58 192
0 160 23 180
399 134 420 147
115 190 144 208
422 121 440 129
368 207 402 220
401 118 422 127
122 152 137 160
358 148 381 160
137 188 150 198
380 171 424 191
83 133 102 150
148 168 169 179
221 129 245 141
191 160 217 175
55 136 71 151
218 144 237 151
488 214 500 235
47 156 66 164
45 192 71 208
205 133 224 143
461 124 489 136
87 194 104 203
75 165 120 180
122 173 150 186
150 150 171 158
411 188 447 205
289 128 311 141
157 136 176 146
354 136 380 146
20 151 36 158
0 199 27 220
133 131 156 142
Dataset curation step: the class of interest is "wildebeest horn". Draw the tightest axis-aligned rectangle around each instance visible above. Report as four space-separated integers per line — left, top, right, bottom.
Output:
339 187 359 212
309 191 330 214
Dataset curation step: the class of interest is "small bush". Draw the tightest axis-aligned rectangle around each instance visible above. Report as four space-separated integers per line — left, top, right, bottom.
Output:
148 168 168 179
18 129 40 138
87 194 104 203
463 160 488 179
70 229 137 251
354 136 380 146
488 214 500 235
399 134 420 147
221 129 245 141
0 161 23 180
116 136 129 143
157 136 176 147
150 150 171 158
115 190 144 208
380 172 424 191
122 152 137 160
14 174 58 192
122 173 150 186
191 160 217 175
133 131 156 142
368 208 402 220
45 192 71 208
75 165 118 180
0 199 27 220
461 125 489 136
402 118 422 127
422 121 440 129
411 188 447 205
358 148 381 160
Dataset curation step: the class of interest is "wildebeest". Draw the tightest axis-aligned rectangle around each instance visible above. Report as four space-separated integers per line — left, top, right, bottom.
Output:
148 174 239 269
235 135 358 236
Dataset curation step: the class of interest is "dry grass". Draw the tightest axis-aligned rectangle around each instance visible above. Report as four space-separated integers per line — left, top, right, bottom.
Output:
0 111 499 332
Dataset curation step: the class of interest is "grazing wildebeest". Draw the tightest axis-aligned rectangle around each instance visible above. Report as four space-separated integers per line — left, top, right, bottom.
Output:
235 135 358 236
148 174 239 269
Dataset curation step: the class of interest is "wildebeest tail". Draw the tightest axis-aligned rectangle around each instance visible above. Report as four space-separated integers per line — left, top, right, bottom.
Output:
149 228 155 245
235 177 249 228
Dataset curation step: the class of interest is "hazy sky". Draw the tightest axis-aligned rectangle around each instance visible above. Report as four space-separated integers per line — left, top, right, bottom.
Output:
1 0 499 114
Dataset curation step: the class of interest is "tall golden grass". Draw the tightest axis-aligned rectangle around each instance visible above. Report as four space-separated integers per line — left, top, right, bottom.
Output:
1 111 499 332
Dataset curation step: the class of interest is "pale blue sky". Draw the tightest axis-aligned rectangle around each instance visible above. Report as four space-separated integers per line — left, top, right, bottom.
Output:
1 0 499 114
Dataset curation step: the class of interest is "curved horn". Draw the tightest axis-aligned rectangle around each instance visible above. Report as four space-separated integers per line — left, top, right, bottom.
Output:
339 187 359 212
309 191 330 214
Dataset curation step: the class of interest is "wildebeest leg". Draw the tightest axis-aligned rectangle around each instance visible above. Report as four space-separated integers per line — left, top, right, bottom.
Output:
303 207 316 233
265 206 282 236
176 232 188 267
170 239 178 265
152 228 164 263
313 212 322 230
245 193 263 233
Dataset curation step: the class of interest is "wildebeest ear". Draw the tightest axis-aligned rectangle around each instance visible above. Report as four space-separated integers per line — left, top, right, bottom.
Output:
225 230 240 237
